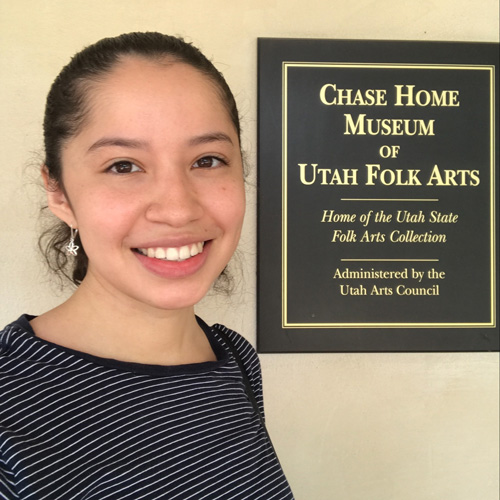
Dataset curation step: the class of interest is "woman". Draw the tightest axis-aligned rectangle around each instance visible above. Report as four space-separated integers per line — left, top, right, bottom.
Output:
0 32 294 499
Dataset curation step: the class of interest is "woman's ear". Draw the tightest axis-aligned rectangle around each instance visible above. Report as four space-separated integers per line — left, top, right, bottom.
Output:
41 165 76 226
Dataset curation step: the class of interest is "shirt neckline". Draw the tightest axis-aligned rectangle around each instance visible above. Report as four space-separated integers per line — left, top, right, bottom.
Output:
13 314 231 377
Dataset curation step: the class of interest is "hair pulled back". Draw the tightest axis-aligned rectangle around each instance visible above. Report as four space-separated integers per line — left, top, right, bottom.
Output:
40 32 241 287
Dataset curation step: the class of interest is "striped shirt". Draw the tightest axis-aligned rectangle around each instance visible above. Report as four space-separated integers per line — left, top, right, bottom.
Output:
0 315 294 499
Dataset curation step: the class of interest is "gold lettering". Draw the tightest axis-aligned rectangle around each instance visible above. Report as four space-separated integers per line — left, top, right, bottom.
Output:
344 114 435 136
394 85 460 107
320 84 387 106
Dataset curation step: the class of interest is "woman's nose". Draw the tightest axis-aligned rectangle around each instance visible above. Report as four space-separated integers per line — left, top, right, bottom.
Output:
145 172 204 227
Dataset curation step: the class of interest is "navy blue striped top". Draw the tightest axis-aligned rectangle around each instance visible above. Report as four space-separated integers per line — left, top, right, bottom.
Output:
0 315 294 499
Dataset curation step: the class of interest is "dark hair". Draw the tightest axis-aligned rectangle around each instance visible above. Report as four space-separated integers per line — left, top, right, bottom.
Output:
39 32 241 287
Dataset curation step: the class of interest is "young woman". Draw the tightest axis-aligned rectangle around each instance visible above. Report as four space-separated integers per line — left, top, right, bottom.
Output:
0 32 294 499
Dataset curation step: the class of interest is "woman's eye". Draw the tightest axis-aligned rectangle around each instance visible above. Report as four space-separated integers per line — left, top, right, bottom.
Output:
108 161 142 174
193 156 227 169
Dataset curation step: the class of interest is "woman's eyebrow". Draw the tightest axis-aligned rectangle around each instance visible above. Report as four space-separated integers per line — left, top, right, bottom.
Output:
87 132 233 153
188 132 234 147
87 137 149 153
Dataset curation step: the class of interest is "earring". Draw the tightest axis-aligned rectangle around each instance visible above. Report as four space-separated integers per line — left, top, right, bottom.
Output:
65 226 79 256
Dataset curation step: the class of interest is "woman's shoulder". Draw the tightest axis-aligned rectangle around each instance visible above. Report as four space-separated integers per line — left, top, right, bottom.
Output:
0 315 34 352
208 321 262 385
211 323 257 360
196 316 257 363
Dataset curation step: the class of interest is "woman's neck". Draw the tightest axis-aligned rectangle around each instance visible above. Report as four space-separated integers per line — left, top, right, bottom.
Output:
30 279 216 366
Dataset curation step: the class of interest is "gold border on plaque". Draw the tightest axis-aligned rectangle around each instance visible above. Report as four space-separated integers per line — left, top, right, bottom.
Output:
281 62 496 329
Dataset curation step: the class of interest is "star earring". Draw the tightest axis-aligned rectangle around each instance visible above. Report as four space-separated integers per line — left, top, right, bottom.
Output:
65 225 79 256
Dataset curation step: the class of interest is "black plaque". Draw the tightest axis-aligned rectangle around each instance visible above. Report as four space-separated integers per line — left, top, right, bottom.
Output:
257 38 499 352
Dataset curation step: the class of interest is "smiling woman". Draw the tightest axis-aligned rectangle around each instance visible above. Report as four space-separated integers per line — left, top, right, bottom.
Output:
0 32 294 500
44 58 245 312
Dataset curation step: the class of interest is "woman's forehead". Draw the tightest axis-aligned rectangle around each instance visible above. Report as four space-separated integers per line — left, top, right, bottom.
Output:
93 59 225 113
63 58 238 153
95 56 217 95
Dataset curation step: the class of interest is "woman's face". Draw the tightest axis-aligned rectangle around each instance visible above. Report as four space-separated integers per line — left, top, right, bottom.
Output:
49 57 245 311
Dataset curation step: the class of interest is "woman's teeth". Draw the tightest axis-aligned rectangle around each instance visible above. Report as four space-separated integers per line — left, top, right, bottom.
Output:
138 242 204 261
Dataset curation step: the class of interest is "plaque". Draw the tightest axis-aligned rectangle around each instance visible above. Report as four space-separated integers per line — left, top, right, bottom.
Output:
257 38 499 352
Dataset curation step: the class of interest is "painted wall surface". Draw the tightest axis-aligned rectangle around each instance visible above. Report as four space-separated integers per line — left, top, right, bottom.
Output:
1 1 498 499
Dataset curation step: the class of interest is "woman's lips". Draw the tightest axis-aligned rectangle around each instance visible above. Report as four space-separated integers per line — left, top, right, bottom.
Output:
136 242 204 261
132 241 209 279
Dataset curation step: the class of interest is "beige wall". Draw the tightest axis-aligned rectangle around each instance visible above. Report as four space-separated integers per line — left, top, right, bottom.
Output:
1 1 498 498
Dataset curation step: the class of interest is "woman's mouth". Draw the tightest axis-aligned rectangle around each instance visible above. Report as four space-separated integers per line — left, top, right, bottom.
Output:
135 242 205 262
